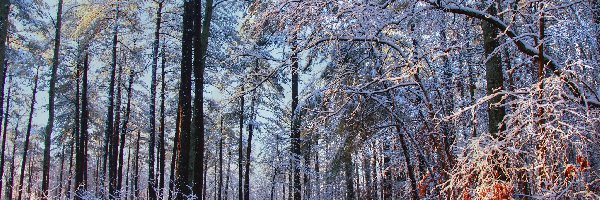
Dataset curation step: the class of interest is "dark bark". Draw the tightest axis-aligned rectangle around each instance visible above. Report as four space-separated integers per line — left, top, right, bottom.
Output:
202 158 208 200
191 0 214 197
42 0 64 198
225 147 231 200
439 28 455 170
124 146 131 200
6 124 18 200
343 152 354 200
66 139 74 200
381 142 391 199
106 2 120 199
148 2 163 200
238 93 244 200
290 44 301 200
111 50 124 199
594 0 600 55
396 125 419 200
243 90 256 200
158 37 167 200
218 115 223 200
25 159 32 198
0 0 10 147
69 49 81 200
481 1 506 139
363 152 372 200
118 68 134 192
168 101 180 200
0 77 10 198
133 130 141 199
175 0 194 198
168 116 179 200
17 70 39 200
75 53 90 199
57 144 66 198
480 0 508 183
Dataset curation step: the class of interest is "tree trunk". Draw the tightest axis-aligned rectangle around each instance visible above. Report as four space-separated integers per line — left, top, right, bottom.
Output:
396 125 418 200
6 124 19 200
158 44 167 200
481 1 507 183
17 70 39 200
69 49 81 200
133 130 141 199
218 115 223 200
174 1 194 198
168 102 180 200
238 93 244 200
42 0 64 197
0 13 9 192
0 77 11 198
106 2 121 199
118 68 134 193
168 120 179 200
25 159 32 199
593 0 600 55
363 152 372 200
343 152 355 200
243 90 256 200
66 139 74 200
224 146 231 200
439 28 455 171
482 1 506 139
290 43 301 200
191 0 214 197
124 147 131 200
75 53 90 199
57 144 66 198
111 50 124 199
0 1 11 151
202 159 208 200
381 142 391 200
148 2 163 199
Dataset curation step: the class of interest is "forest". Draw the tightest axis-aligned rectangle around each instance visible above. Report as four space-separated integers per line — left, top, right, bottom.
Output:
0 0 597 199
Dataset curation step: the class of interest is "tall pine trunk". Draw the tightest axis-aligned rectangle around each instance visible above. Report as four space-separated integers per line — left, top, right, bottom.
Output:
238 93 244 200
111 51 124 199
243 89 256 200
124 146 131 200
66 139 74 200
106 2 121 199
57 144 66 198
0 1 11 147
42 0 64 197
133 130 141 199
290 43 301 200
69 50 81 200
6 124 19 200
218 115 223 200
191 0 214 197
75 53 90 199
118 68 134 193
158 45 167 199
225 147 231 200
593 0 600 55
148 2 163 199
0 77 11 198
174 1 194 198
17 69 39 200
